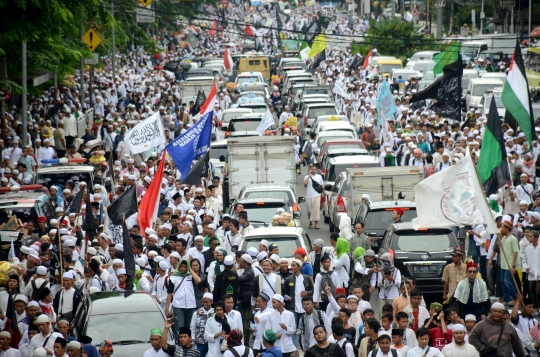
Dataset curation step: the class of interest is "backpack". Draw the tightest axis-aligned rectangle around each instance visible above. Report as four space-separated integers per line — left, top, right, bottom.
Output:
303 140 313 160
424 165 435 178
229 346 252 357
341 339 359 357
319 272 336 302
371 348 398 357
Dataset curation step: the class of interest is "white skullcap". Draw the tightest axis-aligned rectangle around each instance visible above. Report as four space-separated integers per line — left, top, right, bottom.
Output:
272 294 284 303
159 260 170 271
257 251 267 261
491 302 505 311
248 247 258 256
224 255 235 266
452 324 467 332
203 292 213 300
36 266 47 275
62 272 74 279
112 258 123 265
241 253 252 264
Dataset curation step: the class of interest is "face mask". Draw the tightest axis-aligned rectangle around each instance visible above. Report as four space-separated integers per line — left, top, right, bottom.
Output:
383 262 391 268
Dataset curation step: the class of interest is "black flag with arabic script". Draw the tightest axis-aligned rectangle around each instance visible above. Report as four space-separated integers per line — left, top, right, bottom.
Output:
192 90 207 116
182 151 210 185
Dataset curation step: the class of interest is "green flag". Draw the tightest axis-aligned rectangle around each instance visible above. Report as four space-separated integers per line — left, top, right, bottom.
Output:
432 41 461 76
351 41 361 56
298 41 308 59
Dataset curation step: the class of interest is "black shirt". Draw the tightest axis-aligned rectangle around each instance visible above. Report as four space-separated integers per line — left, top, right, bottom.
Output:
313 253 322 277
305 344 347 357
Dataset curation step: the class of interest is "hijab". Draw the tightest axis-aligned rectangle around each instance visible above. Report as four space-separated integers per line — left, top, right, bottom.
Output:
214 249 227 277
82 344 101 357
336 238 350 259
379 252 396 274
172 259 191 277
214 301 231 334
227 328 243 348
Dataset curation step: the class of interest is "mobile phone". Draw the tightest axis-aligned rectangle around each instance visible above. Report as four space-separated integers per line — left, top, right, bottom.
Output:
170 316 178 323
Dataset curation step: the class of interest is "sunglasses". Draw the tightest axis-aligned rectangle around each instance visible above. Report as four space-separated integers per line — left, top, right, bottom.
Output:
467 270 477 273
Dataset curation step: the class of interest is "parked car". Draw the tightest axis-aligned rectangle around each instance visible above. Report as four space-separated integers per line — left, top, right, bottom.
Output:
70 291 174 357
353 200 417 252
317 139 366 164
378 222 459 295
300 103 339 140
239 227 312 263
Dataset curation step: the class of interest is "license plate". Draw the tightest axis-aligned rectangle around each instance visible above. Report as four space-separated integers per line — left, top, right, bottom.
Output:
413 265 438 274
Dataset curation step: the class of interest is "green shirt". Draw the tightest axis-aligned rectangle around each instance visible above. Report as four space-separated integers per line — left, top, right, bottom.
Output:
500 234 520 270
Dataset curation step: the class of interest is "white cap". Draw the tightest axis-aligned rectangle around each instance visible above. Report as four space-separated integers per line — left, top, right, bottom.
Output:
36 266 47 275
116 268 127 275
224 255 235 266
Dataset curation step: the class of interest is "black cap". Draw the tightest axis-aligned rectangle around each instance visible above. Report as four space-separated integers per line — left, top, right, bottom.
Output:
172 192 181 200
37 286 51 301
78 335 93 344
378 334 391 342
391 329 404 336
450 247 463 256
171 214 179 219
259 292 270 302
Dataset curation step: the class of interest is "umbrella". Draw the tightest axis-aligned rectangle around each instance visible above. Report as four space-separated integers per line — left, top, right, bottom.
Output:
531 26 540 37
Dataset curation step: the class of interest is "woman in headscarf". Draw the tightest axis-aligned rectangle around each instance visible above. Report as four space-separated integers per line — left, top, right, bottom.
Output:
0 274 21 319
207 248 227 292
334 238 351 288
373 252 402 304
223 329 254 357
82 343 101 357
204 301 231 357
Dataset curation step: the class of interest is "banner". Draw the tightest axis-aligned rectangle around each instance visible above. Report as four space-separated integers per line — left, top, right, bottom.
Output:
104 213 123 244
411 153 498 234
166 112 213 179
375 79 398 126
124 112 166 154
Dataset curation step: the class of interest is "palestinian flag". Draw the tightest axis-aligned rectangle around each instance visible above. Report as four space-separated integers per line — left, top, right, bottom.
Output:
502 40 535 148
432 41 461 76
477 97 511 195
245 24 255 38
298 41 309 60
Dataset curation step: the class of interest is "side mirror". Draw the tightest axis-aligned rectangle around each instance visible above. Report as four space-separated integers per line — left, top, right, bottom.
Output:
324 184 333 191
298 197 306 203
219 155 226 162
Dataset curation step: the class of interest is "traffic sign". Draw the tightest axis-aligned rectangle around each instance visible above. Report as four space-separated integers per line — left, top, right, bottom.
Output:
136 5 155 23
0 88 12 102
138 0 153 6
82 29 102 52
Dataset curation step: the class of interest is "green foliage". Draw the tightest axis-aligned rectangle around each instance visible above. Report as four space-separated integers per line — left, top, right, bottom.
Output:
0 0 203 83
362 18 428 59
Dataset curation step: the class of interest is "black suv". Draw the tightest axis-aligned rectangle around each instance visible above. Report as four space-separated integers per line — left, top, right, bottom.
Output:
378 222 458 295
353 201 417 253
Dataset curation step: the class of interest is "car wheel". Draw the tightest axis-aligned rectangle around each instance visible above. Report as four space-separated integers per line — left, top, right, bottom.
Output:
329 219 335 232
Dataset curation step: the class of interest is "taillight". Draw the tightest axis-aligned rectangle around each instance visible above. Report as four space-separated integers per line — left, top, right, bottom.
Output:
225 131 231 137
320 196 325 205
218 121 222 128
389 248 395 259
304 116 308 126
264 130 270 135
336 195 346 212
322 167 327 178
273 130 277 136
292 203 299 212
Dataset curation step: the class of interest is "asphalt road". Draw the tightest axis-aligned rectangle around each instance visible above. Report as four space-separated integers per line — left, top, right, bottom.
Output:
294 165 333 247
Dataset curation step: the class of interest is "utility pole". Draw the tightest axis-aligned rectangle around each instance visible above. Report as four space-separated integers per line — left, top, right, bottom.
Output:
21 41 27 147
391 0 396 19
480 0 484 33
79 26 84 106
529 0 532 36
437 0 443 38
112 0 116 81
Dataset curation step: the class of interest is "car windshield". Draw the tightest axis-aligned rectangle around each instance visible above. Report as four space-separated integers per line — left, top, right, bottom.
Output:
392 231 453 252
309 107 337 118
364 209 418 230
237 76 260 85
306 89 330 95
229 119 263 131
222 111 251 124
86 311 164 345
318 135 354 147
324 143 364 154
379 64 401 73
243 190 293 203
241 237 301 258
472 84 502 96
210 146 227 160
241 202 288 222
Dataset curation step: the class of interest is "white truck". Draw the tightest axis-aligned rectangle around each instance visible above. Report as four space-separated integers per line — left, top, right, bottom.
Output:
461 34 517 62
179 80 215 104
344 166 424 218
225 136 297 202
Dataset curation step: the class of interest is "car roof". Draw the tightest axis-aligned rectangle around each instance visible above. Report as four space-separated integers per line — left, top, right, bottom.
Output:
237 198 287 204
318 122 352 129
306 103 337 108
222 108 253 114
242 226 305 238
323 139 364 145
318 131 355 138
242 183 294 190
0 192 45 209
37 165 95 175
87 291 161 315
390 222 452 232
211 139 227 146
469 78 504 85
330 155 376 163
327 147 368 155
368 200 416 209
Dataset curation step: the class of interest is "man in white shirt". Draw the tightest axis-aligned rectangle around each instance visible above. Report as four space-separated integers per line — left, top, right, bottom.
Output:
303 164 325 229
441 324 479 357
523 230 540 310
187 236 207 269
515 173 535 205
28 315 63 356
53 272 83 323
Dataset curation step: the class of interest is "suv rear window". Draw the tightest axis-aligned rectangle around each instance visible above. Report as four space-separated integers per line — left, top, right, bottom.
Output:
364 209 417 230
244 191 293 203
241 202 288 222
328 163 379 181
309 107 337 118
392 231 454 252
241 237 301 258
229 119 263 131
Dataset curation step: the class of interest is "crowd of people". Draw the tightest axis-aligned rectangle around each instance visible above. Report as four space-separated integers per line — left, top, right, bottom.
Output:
0 2 539 357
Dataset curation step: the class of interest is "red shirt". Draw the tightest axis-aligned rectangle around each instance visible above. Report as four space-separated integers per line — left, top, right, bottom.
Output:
429 327 452 350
